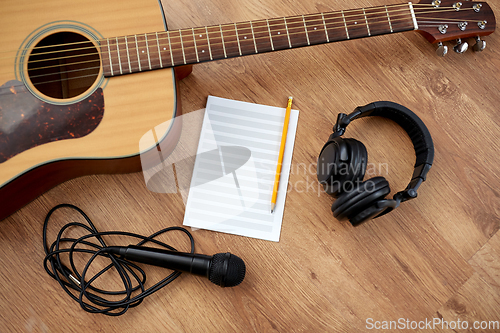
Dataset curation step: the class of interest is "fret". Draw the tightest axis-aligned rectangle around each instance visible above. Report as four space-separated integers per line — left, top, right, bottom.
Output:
205 26 213 60
362 9 371 37
155 32 163 68
219 25 228 58
179 30 197 64
251 20 272 53
303 14 328 45
136 34 151 70
344 9 369 39
167 31 175 66
365 6 392 36
125 37 132 72
134 35 142 71
342 11 350 40
220 24 240 58
108 38 121 75
388 5 414 32
147 33 161 69
385 6 393 33
284 18 292 48
206 26 224 60
178 30 187 64
144 33 152 70
191 28 200 63
323 12 348 42
100 40 112 76
126 35 140 72
268 18 290 51
115 37 123 75
249 21 258 53
235 22 256 56
302 15 310 45
409 2 418 30
167 30 184 66
106 38 114 76
266 19 274 51
321 13 330 42
234 23 242 56
284 16 308 48
156 31 172 68
193 27 211 62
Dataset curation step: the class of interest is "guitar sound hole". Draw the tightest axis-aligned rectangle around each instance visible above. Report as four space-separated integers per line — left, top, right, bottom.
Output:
27 32 100 100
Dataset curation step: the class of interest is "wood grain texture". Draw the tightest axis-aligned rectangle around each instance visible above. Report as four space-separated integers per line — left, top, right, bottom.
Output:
1 0 500 332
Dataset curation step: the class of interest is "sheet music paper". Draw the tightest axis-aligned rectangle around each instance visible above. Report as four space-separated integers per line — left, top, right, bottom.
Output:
183 96 299 242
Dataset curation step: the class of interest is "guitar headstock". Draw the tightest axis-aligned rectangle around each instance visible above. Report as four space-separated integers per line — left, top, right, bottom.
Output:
415 0 495 55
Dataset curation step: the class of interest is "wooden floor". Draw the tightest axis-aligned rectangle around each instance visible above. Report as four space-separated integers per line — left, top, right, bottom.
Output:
1 0 500 331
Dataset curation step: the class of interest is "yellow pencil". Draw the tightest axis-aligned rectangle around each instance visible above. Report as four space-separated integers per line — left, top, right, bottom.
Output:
271 96 293 213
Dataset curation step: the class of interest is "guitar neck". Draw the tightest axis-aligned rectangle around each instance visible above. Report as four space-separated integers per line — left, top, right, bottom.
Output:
100 2 417 76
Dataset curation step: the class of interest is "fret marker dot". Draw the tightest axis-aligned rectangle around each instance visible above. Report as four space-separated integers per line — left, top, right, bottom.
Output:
244 36 247 39
142 50 145 53
202 50 205 53
314 27 317 30
355 22 358 24
199 35 202 37
277 32 281 35
163 47 166 50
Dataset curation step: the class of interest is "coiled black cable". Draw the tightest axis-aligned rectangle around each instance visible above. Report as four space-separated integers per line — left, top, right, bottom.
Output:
42 204 194 316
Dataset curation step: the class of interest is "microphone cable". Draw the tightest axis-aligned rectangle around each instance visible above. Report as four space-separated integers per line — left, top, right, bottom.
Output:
42 203 195 316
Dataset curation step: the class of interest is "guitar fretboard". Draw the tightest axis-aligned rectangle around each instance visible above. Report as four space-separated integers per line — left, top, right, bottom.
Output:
100 3 416 76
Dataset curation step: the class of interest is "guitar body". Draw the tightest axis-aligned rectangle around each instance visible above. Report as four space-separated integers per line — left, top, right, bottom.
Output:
0 0 181 220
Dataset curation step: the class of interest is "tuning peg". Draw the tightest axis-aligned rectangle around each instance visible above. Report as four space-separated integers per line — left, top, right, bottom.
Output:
436 42 448 57
453 38 468 54
472 37 486 52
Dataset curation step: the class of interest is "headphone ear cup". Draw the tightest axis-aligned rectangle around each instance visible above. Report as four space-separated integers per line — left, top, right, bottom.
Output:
332 177 390 222
317 137 348 196
317 138 368 197
349 204 389 226
340 138 367 192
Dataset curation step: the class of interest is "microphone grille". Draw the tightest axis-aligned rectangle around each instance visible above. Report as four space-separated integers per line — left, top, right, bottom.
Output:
209 253 246 287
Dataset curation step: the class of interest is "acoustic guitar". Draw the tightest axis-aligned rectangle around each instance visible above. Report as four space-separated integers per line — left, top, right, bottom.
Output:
0 0 495 220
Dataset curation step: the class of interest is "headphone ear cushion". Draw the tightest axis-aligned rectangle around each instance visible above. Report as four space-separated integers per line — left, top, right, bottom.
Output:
341 138 367 192
332 177 390 221
317 138 368 197
317 137 348 196
349 204 389 226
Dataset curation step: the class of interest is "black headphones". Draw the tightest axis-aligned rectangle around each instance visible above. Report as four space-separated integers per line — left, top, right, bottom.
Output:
316 101 434 226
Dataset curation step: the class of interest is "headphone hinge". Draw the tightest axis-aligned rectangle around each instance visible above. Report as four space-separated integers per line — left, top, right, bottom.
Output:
332 113 349 137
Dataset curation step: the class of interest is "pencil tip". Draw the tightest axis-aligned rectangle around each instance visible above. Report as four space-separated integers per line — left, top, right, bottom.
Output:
271 203 275 213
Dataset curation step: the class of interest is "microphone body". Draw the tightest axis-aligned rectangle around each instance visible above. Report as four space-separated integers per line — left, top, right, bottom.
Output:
106 245 245 287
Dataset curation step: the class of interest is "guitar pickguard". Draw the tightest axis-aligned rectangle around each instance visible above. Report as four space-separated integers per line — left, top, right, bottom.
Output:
0 80 104 163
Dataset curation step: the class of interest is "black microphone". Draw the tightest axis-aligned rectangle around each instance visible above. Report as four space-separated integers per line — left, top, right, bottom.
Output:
105 245 246 287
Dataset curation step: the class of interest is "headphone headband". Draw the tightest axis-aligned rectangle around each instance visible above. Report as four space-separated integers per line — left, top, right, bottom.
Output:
330 101 434 203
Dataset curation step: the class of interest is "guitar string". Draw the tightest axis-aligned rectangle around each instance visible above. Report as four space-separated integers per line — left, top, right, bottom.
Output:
19 20 476 83
0 4 417 60
0 3 469 57
23 11 419 77
10 8 419 74
19 6 474 68
3 7 482 84
26 16 476 78
22 17 464 87
0 6 480 75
